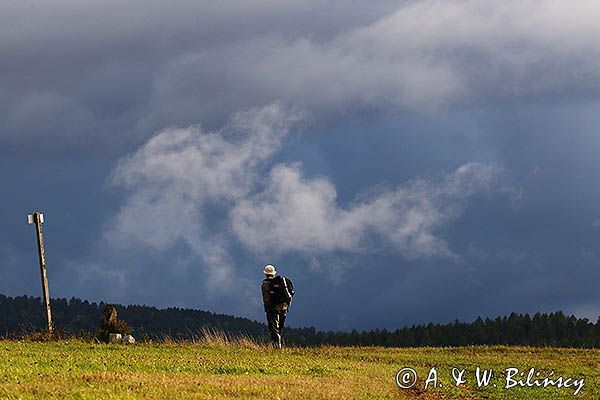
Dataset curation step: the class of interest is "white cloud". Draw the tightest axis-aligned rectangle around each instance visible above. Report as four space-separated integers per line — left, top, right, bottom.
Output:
107 103 503 291
105 103 300 297
107 103 301 250
231 162 500 259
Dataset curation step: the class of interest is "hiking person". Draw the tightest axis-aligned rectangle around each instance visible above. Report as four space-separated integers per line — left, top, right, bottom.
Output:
261 264 294 348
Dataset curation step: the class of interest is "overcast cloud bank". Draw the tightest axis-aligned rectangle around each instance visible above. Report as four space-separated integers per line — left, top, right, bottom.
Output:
2 0 600 149
3 1 600 328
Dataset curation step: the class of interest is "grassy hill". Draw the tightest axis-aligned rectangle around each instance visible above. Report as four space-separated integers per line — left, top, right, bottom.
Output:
0 340 598 399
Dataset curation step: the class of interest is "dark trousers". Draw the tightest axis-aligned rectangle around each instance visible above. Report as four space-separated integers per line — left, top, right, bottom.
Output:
266 309 287 348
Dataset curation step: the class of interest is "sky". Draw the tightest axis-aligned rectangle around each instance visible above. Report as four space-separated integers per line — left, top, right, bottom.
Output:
2 0 600 330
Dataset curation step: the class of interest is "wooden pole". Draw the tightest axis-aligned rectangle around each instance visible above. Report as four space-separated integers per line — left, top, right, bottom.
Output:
32 212 53 333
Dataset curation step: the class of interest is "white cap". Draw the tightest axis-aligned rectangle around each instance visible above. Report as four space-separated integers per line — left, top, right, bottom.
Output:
263 264 276 276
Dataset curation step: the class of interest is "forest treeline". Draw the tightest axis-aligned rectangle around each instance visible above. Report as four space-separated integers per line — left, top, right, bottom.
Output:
1 294 599 347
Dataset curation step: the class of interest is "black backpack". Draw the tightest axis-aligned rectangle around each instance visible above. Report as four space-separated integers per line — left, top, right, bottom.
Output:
270 275 295 304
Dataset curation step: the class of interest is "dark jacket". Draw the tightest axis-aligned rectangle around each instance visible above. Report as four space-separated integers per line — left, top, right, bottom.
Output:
262 276 289 312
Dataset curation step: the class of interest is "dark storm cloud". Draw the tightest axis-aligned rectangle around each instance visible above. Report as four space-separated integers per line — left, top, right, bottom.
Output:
0 1 399 88
3 0 600 150
0 0 400 150
2 1 600 329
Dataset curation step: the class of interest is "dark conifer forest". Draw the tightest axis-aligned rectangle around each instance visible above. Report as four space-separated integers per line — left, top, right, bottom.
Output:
1 294 599 347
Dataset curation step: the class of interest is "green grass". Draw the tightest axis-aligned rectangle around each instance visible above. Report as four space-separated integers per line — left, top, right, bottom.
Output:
0 340 598 399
